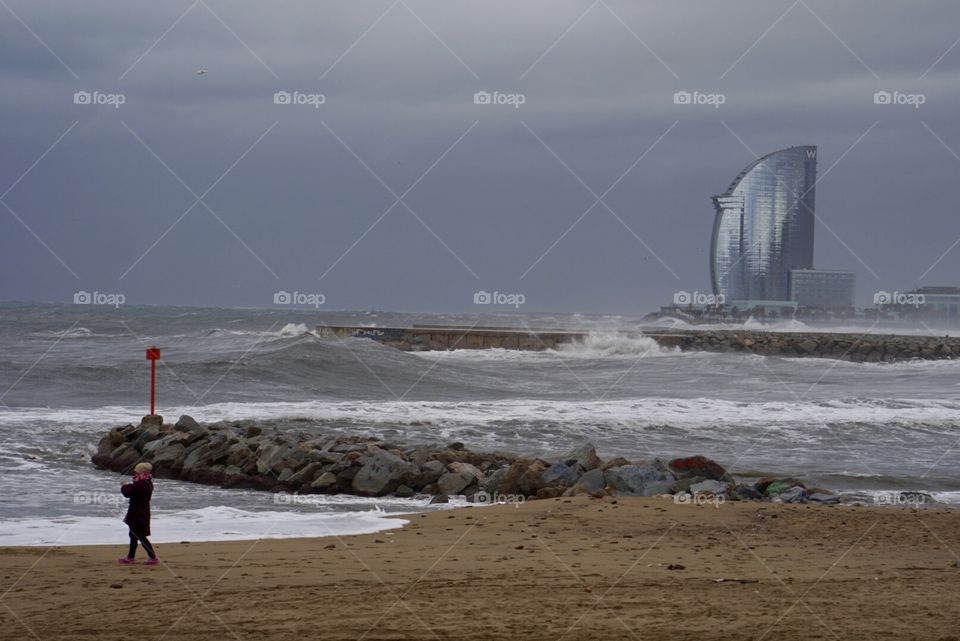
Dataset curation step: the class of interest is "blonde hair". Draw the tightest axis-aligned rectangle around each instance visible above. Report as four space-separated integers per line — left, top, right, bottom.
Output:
134 462 153 474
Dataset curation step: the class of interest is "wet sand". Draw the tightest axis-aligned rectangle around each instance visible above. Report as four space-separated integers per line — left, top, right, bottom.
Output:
2 496 959 640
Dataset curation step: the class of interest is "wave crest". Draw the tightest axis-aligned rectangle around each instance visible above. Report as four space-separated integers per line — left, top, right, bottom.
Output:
556 332 678 358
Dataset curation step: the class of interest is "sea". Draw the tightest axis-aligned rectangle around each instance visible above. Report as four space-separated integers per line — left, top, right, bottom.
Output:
1 302 958 546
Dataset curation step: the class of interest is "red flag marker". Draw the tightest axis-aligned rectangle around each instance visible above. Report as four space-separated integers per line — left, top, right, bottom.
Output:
146 347 161 416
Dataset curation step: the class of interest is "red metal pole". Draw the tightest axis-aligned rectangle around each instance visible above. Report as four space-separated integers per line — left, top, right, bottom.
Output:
146 347 160 416
150 359 156 415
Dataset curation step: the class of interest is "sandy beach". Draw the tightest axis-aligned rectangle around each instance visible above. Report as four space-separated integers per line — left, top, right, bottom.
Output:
2 496 959 641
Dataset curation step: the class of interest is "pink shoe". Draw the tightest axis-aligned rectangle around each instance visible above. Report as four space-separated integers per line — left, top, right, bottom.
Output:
143 557 160 566
118 557 136 565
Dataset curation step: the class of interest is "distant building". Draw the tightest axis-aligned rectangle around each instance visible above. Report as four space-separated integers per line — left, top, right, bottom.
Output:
711 146 817 302
789 269 856 310
894 286 960 325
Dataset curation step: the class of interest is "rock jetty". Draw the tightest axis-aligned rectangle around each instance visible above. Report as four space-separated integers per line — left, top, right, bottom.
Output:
670 330 959 362
317 325 960 362
93 415 839 505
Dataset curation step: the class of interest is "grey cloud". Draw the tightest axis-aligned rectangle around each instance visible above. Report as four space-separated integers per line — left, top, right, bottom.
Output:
2 0 960 312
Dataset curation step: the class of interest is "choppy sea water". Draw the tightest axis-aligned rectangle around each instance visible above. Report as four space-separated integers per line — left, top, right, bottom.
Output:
1 303 958 545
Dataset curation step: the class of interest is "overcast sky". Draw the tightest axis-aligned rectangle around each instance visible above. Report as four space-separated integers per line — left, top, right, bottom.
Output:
2 0 959 313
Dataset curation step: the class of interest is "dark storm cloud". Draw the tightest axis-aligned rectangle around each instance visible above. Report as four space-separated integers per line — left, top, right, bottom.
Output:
2 0 960 312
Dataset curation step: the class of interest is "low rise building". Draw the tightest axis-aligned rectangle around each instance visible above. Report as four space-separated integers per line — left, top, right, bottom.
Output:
789 269 856 310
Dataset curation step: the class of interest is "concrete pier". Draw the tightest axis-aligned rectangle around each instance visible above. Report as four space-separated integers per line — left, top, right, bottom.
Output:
315 324 593 351
315 324 959 362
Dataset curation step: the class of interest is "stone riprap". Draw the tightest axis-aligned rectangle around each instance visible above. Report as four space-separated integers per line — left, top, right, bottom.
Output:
93 416 848 505
665 330 958 362
316 325 959 362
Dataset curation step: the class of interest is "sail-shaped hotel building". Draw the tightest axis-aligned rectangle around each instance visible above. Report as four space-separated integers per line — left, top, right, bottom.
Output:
709 146 853 309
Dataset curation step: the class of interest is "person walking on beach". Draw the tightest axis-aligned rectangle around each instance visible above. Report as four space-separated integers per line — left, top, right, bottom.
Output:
119 462 159 565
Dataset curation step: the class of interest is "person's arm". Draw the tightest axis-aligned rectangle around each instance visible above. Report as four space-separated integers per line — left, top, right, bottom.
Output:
121 480 140 498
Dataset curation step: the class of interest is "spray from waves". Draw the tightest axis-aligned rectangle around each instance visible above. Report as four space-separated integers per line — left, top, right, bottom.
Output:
556 332 679 358
205 323 314 339
740 317 810 331
9 396 960 432
646 316 812 333
414 332 683 362
31 327 121 339
644 315 960 337
278 322 312 337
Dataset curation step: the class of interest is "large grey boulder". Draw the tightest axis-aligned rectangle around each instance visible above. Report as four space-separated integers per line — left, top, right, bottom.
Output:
151 442 185 469
139 415 163 429
540 462 582 488
479 467 508 494
564 468 607 496
604 463 674 496
421 460 446 478
287 462 325 487
731 484 763 501
107 443 141 473
307 450 344 466
207 435 241 467
175 415 205 435
352 447 416 496
690 479 730 496
494 459 549 496
221 464 247 485
448 461 484 480
808 492 840 505
95 435 114 459
310 471 338 491
131 425 161 452
437 472 474 495
141 434 175 456
179 443 212 477
226 442 255 468
775 486 808 503
255 441 295 476
561 443 601 471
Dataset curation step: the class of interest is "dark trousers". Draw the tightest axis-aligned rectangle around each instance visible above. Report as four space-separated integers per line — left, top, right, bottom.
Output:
127 529 156 559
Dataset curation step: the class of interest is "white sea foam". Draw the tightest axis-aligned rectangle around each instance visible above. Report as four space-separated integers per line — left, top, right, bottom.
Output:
644 316 960 336
205 323 314 339
0 505 411 546
31 327 120 339
413 332 681 362
556 332 679 358
4 397 960 433
277 322 311 337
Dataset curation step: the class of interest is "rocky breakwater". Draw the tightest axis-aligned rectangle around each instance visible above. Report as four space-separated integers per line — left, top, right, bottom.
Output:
668 330 960 362
92 416 842 505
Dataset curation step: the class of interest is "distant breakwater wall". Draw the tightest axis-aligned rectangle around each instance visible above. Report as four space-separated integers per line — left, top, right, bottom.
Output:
93 416 842 505
667 329 959 362
316 325 959 362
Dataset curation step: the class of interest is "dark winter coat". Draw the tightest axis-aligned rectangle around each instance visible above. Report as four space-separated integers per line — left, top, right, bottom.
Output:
121 477 153 537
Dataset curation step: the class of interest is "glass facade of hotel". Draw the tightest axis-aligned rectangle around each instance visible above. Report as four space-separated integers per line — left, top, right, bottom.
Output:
788 269 856 309
710 146 818 301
